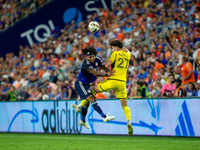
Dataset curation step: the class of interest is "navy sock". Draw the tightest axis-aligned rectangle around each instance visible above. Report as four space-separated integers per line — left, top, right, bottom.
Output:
91 101 106 118
81 106 88 123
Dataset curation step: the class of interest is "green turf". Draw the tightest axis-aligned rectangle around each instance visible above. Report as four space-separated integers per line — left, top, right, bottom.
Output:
0 133 199 150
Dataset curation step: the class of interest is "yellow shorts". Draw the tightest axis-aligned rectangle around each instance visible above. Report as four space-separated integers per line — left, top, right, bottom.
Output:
98 79 127 99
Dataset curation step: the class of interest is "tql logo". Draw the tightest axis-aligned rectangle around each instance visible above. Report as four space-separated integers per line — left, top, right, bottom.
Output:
20 20 55 46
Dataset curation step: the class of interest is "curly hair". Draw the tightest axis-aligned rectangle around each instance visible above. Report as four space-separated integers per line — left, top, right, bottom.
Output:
82 46 97 56
110 39 123 48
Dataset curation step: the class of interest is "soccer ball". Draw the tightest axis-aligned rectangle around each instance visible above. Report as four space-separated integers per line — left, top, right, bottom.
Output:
88 21 100 33
42 94 49 100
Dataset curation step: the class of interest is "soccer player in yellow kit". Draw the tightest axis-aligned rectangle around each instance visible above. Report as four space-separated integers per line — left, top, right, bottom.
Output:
73 40 133 135
97 40 133 135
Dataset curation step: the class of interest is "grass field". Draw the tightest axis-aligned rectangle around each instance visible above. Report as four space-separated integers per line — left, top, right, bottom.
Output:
0 133 200 150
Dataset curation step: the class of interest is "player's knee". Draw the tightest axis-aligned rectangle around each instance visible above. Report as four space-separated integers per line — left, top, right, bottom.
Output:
122 105 128 109
87 95 96 102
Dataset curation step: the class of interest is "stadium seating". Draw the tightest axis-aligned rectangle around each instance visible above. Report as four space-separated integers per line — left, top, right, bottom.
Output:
1 0 200 101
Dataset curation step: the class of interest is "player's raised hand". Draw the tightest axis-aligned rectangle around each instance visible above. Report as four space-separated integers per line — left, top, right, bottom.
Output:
107 70 115 77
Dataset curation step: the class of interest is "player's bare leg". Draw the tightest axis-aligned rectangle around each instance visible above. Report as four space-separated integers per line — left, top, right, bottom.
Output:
72 95 115 122
120 99 133 136
92 85 132 135
79 102 90 129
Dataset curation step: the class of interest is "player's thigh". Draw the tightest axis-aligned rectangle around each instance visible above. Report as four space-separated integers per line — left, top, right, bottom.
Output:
75 81 92 100
115 81 127 100
98 79 117 92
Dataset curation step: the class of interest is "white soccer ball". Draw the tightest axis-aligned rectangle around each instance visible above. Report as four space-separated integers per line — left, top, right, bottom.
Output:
88 21 100 33
42 94 49 100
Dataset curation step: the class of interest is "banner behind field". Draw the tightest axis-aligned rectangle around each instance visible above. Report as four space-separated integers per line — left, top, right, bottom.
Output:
0 99 199 136
0 0 113 57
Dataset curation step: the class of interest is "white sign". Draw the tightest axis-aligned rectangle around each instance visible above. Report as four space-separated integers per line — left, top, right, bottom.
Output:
0 99 199 136
20 20 55 46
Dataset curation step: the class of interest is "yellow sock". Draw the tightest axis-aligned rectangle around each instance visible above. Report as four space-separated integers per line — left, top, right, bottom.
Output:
122 106 131 121
91 89 97 95
80 99 89 106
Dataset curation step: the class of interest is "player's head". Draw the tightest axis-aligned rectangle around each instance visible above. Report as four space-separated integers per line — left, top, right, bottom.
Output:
82 46 97 63
110 39 123 51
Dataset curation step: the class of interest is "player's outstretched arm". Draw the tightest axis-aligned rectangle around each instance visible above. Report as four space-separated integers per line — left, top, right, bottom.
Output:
104 60 113 68
100 65 110 72
89 69 113 77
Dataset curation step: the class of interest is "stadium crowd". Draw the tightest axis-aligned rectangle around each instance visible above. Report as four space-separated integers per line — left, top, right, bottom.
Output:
0 0 50 31
1 0 200 101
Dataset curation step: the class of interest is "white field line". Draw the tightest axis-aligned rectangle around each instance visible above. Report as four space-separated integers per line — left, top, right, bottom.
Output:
0 135 199 144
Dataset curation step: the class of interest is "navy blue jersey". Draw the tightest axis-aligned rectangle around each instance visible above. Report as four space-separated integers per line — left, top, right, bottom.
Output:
78 56 103 84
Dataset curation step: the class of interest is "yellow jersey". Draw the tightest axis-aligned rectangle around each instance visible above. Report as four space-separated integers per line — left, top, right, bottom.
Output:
108 50 131 82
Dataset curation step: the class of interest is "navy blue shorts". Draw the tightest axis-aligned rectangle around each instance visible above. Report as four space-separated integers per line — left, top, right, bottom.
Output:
75 81 92 99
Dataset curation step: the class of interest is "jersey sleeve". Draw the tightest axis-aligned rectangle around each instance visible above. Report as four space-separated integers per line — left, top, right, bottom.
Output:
109 52 116 63
96 56 103 67
82 62 94 72
186 62 193 72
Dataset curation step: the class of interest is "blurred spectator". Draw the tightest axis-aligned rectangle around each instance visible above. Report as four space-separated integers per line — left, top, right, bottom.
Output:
130 81 150 100
195 80 200 97
148 84 155 97
0 0 51 31
53 87 62 100
174 78 186 97
47 86 54 100
32 88 42 100
180 56 196 87
6 86 17 101
0 90 6 101
12 74 24 89
44 80 58 91
186 82 196 97
161 74 176 97
17 87 29 101
152 80 162 98
95 92 107 99
57 80 77 100
49 69 57 83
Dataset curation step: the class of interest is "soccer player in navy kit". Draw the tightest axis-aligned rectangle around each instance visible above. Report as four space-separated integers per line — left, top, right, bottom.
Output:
72 46 115 129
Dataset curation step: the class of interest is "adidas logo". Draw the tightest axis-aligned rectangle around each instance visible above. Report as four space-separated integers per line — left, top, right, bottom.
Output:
175 101 195 136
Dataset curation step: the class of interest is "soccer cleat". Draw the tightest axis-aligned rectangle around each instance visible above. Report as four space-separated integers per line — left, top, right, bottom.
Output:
79 120 90 129
127 120 133 136
103 113 116 123
71 104 81 113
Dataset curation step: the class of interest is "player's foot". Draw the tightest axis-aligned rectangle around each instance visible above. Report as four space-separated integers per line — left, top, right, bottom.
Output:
127 120 133 136
71 104 81 113
79 120 90 129
103 113 116 123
